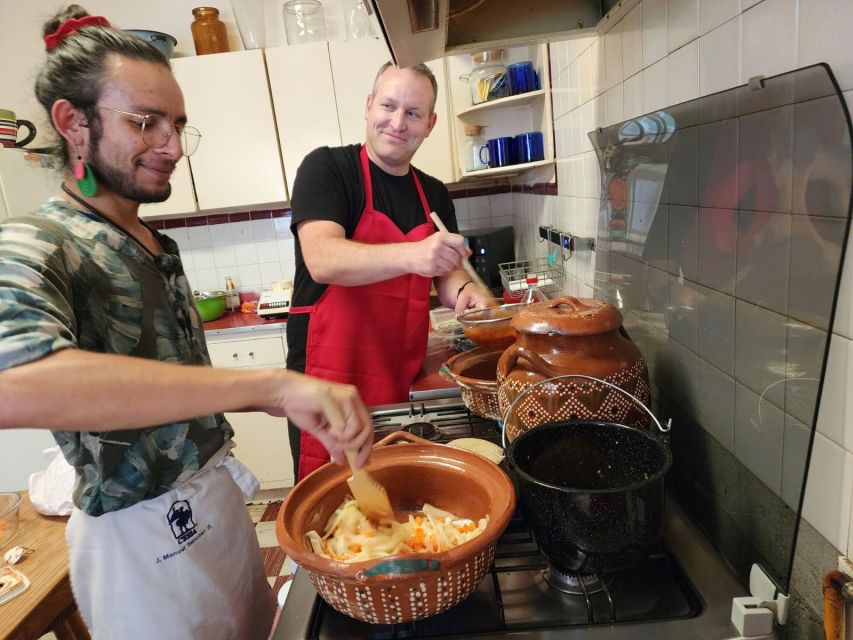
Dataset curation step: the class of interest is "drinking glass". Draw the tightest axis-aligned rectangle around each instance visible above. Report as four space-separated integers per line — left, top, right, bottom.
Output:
231 0 266 49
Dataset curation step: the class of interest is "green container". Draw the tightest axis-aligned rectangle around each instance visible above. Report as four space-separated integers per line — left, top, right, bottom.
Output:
194 291 227 322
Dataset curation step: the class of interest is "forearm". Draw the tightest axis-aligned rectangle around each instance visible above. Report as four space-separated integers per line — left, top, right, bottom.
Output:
0 349 288 431
306 236 417 286
435 269 472 308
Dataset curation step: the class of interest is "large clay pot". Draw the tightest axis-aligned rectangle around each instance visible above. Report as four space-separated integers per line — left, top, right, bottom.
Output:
497 296 650 441
276 432 516 624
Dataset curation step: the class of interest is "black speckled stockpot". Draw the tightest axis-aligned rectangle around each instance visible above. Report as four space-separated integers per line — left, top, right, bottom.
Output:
507 420 672 574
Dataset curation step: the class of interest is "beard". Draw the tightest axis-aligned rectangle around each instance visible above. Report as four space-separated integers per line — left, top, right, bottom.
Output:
87 129 173 204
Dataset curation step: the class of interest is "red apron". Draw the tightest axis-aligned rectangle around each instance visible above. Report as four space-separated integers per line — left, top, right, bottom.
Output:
290 145 434 480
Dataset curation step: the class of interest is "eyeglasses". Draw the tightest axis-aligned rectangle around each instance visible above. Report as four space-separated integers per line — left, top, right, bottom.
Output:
93 106 202 157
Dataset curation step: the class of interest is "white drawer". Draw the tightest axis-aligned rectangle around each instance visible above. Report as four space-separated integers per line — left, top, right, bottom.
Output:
207 336 285 369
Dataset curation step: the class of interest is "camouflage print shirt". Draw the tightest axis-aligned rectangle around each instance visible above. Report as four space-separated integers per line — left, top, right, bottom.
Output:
0 199 233 516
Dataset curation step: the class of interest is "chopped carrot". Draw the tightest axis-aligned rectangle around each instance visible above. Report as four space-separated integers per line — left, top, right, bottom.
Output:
350 543 362 553
415 515 424 526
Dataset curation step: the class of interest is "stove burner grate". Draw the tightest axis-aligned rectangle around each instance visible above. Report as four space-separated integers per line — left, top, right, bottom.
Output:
402 421 443 441
544 565 604 596
371 399 501 443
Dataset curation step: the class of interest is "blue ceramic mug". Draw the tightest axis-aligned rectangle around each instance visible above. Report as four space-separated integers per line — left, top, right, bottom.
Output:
506 61 538 95
514 131 544 164
483 137 516 168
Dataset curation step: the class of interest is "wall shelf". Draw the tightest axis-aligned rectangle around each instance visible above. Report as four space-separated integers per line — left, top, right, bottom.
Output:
457 159 554 182
456 89 547 118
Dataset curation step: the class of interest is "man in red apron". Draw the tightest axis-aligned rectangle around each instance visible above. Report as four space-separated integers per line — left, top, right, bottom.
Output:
287 62 492 479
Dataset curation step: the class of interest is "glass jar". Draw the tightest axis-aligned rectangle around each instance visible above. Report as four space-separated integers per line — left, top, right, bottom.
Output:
191 7 230 55
467 50 508 105
344 0 373 39
462 124 488 172
283 0 326 46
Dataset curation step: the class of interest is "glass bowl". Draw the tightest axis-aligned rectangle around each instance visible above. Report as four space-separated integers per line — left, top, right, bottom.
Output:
0 492 22 545
456 302 529 349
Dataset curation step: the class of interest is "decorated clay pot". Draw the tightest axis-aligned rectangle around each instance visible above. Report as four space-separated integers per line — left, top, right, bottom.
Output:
497 296 650 442
440 346 502 420
276 432 515 624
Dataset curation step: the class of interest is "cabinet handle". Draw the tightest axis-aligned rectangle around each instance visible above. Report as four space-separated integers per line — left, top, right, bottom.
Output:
232 353 238 359
248 351 255 358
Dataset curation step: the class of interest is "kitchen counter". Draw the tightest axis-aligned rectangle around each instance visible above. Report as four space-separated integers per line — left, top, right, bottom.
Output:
203 311 286 336
203 313 461 400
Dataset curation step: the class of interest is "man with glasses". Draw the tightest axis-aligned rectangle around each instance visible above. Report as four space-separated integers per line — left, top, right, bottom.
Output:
0 8 373 639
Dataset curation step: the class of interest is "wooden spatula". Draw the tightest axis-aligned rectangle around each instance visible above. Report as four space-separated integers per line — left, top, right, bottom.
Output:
430 211 497 307
320 395 394 522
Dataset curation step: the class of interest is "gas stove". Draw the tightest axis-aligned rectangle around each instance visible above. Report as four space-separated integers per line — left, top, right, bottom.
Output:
272 399 760 639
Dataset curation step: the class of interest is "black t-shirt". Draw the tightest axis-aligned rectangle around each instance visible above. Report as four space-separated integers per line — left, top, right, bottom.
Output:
285 144 457 373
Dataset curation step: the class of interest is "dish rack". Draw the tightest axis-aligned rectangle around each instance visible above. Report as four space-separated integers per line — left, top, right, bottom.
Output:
499 259 564 296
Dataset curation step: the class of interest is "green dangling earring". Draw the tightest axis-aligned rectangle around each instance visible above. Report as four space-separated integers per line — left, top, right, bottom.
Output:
73 154 98 197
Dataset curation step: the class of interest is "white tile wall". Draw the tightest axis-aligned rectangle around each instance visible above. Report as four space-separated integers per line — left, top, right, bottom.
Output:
169 193 514 293
526 0 853 559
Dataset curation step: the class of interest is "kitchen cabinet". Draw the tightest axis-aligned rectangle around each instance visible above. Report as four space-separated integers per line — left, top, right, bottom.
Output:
268 38 456 189
206 328 293 488
171 49 287 212
138 156 196 218
265 42 342 197
446 42 555 183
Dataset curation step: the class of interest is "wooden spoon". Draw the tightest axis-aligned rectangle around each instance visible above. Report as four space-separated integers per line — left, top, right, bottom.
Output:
320 394 393 522
430 211 497 307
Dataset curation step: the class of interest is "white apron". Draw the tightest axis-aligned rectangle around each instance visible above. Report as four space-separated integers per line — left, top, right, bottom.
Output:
66 442 276 640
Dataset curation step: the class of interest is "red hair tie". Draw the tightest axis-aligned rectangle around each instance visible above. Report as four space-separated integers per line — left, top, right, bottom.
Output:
44 16 111 50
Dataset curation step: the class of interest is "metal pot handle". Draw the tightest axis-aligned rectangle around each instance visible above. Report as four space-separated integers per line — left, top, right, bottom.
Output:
500 373 671 451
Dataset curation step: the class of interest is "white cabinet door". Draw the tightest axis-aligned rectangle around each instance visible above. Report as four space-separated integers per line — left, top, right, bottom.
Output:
172 50 287 210
225 411 293 487
138 156 197 219
415 57 455 184
266 42 342 196
207 330 293 488
329 39 455 184
329 38 391 146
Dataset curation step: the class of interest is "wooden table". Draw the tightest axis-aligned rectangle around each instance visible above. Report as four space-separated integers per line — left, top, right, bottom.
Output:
0 493 89 640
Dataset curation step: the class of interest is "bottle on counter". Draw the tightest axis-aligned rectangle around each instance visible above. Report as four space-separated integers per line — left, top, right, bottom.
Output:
224 276 240 312
191 7 230 55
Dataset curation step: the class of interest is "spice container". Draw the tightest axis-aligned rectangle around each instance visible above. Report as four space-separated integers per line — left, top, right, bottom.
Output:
462 124 488 172
224 276 240 312
465 50 508 105
191 7 230 55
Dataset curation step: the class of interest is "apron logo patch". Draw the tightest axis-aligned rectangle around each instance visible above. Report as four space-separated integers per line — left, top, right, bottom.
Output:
167 499 197 544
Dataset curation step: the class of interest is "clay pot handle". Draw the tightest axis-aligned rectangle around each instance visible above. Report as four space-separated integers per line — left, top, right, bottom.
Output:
545 296 589 311
497 344 560 379
373 431 432 448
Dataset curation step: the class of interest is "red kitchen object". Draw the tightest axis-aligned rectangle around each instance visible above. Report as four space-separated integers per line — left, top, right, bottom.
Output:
290 145 434 479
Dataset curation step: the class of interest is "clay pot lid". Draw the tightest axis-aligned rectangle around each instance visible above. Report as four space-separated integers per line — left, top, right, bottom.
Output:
511 296 623 336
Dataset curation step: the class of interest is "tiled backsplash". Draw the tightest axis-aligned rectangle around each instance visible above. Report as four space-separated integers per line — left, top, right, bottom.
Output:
150 191 515 293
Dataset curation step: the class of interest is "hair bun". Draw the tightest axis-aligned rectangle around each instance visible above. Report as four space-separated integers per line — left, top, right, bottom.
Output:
42 4 89 38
